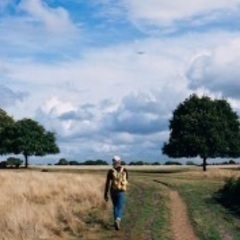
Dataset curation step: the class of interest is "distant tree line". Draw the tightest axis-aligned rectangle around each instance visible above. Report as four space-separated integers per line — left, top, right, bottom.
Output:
53 158 239 166
55 158 109 166
54 159 179 166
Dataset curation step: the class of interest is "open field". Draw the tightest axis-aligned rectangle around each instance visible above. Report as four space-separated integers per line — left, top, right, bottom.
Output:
30 164 240 172
1 165 240 239
0 171 109 240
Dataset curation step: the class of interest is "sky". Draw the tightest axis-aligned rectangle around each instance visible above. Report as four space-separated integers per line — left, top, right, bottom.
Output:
1 0 240 164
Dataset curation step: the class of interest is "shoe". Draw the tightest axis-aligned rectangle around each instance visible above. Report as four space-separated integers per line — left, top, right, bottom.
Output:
114 218 121 230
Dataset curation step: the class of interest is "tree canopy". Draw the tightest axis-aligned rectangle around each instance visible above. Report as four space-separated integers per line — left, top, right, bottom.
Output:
12 119 60 167
0 109 14 154
162 94 240 171
1 116 60 168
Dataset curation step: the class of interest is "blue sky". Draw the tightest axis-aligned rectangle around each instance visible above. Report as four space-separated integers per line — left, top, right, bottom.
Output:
1 0 240 164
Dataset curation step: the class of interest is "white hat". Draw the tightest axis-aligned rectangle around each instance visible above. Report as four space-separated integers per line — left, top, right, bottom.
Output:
112 155 121 162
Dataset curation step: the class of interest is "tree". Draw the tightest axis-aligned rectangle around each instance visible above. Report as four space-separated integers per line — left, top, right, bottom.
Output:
6 157 23 168
0 109 15 154
162 94 240 171
228 159 236 164
152 161 160 165
81 159 109 165
165 161 182 165
9 119 60 168
68 160 80 165
56 158 69 165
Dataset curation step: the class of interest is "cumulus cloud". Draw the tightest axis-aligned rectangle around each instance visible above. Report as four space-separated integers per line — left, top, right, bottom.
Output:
187 38 240 99
34 90 173 161
37 90 172 138
40 96 77 117
104 92 169 134
36 96 100 139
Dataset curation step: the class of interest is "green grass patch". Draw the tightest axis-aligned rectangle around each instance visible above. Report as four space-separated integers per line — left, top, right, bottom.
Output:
123 177 172 240
159 176 240 240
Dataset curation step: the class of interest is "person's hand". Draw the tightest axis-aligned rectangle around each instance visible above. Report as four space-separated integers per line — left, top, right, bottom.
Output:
104 195 109 202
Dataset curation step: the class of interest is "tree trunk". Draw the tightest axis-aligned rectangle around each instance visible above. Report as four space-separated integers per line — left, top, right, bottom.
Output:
24 153 28 168
203 157 207 171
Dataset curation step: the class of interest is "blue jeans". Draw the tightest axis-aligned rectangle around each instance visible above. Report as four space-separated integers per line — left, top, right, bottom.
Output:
111 191 125 220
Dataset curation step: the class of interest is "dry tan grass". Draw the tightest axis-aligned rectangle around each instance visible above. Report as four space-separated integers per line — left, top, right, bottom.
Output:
0 171 109 240
176 167 240 180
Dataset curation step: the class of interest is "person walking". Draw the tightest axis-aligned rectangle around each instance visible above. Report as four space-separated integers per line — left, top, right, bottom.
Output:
104 155 128 230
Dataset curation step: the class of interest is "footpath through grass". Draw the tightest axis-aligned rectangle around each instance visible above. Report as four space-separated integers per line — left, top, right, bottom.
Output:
157 173 240 240
82 168 240 240
99 172 172 240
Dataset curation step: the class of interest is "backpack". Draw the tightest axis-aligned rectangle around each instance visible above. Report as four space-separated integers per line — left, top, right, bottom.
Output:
111 167 128 191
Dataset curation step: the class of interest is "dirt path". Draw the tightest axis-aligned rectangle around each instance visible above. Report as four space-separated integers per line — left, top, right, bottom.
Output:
123 180 199 240
97 178 198 240
154 180 198 240
169 189 198 240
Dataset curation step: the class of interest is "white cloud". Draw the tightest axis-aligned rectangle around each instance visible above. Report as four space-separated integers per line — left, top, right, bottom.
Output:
0 1 81 60
92 0 240 29
40 96 77 117
124 0 240 27
103 91 171 134
19 0 77 33
33 88 182 162
2 30 238 119
187 38 240 99
2 37 190 102
2 22 240 162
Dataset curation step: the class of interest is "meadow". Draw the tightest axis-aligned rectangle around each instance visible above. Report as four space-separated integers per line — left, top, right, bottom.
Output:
0 165 240 240
0 171 109 240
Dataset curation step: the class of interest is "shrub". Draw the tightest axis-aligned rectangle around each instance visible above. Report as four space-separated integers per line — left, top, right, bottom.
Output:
81 160 108 165
0 161 7 168
186 160 196 165
7 157 23 168
216 177 240 214
229 159 236 164
165 161 182 165
56 158 69 165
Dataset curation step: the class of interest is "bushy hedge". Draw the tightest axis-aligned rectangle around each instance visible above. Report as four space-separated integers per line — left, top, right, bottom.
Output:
216 177 240 214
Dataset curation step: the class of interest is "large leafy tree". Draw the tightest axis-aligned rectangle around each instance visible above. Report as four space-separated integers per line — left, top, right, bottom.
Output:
0 109 15 154
0 109 14 129
162 94 240 171
8 118 60 168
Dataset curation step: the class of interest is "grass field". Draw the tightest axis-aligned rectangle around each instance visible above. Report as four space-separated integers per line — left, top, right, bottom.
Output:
1 165 240 239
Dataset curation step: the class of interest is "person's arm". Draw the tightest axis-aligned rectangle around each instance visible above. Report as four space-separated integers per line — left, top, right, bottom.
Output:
104 170 112 201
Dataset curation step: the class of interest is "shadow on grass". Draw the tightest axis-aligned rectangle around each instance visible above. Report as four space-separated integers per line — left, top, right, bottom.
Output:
212 191 240 219
85 218 113 231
